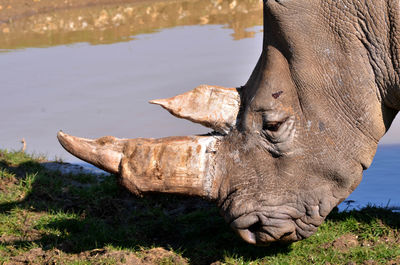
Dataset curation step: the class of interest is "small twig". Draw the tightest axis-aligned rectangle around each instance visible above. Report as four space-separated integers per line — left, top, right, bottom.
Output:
385 199 391 209
20 138 26 152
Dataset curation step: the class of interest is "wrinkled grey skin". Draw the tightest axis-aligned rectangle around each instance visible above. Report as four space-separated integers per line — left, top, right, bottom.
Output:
215 0 399 244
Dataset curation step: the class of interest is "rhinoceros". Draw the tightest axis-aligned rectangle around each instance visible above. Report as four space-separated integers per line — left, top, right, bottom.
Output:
57 0 399 245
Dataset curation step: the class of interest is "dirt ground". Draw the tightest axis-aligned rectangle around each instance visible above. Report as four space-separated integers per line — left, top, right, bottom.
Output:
0 0 157 23
4 247 189 265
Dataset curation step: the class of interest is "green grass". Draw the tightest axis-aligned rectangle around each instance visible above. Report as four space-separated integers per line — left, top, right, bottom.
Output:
0 149 399 264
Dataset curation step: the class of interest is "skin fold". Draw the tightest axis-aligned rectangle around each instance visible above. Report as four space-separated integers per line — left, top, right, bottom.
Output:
58 0 400 245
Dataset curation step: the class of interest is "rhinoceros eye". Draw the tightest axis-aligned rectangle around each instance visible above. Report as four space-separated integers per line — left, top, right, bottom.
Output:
261 113 295 144
262 114 289 132
263 121 283 132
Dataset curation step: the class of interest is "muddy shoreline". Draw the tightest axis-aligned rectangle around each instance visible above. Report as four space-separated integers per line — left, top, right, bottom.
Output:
0 0 163 24
0 0 262 50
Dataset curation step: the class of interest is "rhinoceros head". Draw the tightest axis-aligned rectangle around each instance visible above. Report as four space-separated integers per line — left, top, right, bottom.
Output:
58 0 399 245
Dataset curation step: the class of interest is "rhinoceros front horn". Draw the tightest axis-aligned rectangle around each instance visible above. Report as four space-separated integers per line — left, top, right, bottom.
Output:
57 131 126 174
58 131 222 199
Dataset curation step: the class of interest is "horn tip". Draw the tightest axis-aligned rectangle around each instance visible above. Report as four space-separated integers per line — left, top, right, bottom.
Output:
57 130 72 143
57 130 73 149
149 98 169 107
57 130 66 141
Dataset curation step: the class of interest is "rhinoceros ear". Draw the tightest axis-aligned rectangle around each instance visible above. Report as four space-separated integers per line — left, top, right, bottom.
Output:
149 85 240 134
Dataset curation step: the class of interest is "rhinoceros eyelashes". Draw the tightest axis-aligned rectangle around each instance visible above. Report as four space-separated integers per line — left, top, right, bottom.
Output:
261 115 295 144
263 120 285 132
261 111 288 132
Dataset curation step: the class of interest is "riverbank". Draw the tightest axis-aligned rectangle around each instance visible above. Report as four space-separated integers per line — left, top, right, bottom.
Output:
0 0 159 23
1 149 399 264
0 0 263 50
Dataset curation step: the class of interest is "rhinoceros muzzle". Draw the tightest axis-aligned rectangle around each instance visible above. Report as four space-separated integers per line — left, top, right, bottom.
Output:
57 85 240 200
229 205 326 244
231 213 308 245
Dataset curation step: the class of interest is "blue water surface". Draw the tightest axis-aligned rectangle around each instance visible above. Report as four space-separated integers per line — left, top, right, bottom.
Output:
341 144 400 210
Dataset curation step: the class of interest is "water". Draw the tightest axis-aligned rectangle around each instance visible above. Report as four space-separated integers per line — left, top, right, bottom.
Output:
0 25 263 159
341 145 400 210
0 0 399 210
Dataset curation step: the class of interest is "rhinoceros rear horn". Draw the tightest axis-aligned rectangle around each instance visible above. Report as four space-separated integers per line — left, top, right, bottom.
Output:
57 131 222 199
149 85 240 134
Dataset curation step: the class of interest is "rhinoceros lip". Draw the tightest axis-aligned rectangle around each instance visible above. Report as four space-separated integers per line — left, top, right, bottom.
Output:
230 212 300 244
235 228 258 245
232 225 294 245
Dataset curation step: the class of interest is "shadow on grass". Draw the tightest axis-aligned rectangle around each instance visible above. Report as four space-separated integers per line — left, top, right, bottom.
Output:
0 158 293 264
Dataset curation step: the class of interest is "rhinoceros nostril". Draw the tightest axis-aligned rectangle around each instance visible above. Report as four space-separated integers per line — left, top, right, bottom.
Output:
279 231 294 240
248 221 263 234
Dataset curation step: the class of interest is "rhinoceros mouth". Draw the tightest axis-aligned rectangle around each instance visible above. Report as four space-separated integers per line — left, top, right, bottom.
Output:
231 214 297 244
230 209 321 245
234 226 297 245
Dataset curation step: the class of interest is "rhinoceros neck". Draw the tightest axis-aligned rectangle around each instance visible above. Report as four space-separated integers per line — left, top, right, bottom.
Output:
359 1 400 112
384 0 400 111
317 0 399 163
356 0 400 135
348 0 400 112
